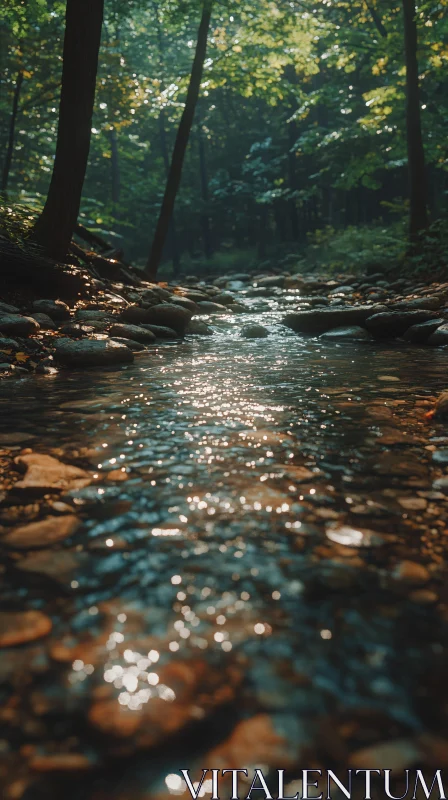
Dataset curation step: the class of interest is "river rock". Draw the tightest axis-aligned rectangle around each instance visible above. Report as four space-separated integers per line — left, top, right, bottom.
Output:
283 305 386 334
131 303 192 334
320 326 371 341
213 292 237 306
428 324 448 346
392 560 430 585
31 313 56 330
207 714 303 769
139 288 161 306
75 310 116 322
14 453 91 492
32 299 71 321
365 311 440 339
389 296 442 311
185 320 214 336
329 285 356 295
18 550 84 585
254 275 286 289
0 336 20 352
284 275 305 289
0 314 40 336
403 319 444 343
170 296 199 313
54 339 134 368
229 302 249 313
2 515 81 549
110 337 146 352
141 324 179 338
0 610 52 647
59 323 93 338
0 300 20 314
196 301 229 314
241 324 270 339
109 323 156 344
179 289 209 302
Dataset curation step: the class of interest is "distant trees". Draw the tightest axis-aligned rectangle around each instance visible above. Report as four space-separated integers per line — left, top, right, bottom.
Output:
1 0 446 268
402 0 428 240
146 0 213 280
31 0 104 261
1 67 23 197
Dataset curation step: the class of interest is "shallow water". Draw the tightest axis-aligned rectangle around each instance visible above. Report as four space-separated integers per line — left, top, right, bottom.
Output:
1 317 448 798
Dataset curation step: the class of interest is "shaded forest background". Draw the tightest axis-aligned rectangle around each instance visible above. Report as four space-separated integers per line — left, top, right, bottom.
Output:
1 0 447 279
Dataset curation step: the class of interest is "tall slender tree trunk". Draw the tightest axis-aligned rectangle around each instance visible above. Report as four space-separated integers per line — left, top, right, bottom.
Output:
31 0 104 261
402 0 428 240
109 126 120 214
1 68 24 197
146 0 213 279
158 109 180 274
198 122 213 259
288 118 299 240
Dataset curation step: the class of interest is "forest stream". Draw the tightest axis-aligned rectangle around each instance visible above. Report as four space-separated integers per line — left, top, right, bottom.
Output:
1 302 448 798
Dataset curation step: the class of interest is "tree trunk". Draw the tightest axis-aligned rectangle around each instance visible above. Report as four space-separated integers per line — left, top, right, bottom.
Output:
109 126 120 214
1 69 24 197
146 0 213 279
365 1 388 38
158 108 180 274
198 123 213 259
31 0 104 261
288 118 299 240
402 0 428 240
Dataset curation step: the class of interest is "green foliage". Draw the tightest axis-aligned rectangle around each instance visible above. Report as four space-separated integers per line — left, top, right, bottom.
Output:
0 201 40 243
298 223 407 274
406 219 448 277
1 0 447 272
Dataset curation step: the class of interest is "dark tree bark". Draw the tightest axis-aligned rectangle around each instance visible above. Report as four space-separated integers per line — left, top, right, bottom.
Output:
198 122 213 259
402 0 428 240
146 0 213 279
158 108 180 274
287 118 300 240
31 0 104 261
365 1 388 38
1 69 24 196
109 126 121 213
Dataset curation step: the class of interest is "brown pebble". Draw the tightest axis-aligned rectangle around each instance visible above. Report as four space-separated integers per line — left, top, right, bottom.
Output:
106 469 129 482
392 560 430 585
0 610 52 648
2 515 80 549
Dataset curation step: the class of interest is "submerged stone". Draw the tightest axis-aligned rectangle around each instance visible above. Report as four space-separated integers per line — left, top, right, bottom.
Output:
0 610 52 647
320 326 371 341
2 514 80 549
14 453 91 492
241 324 270 339
283 305 385 334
